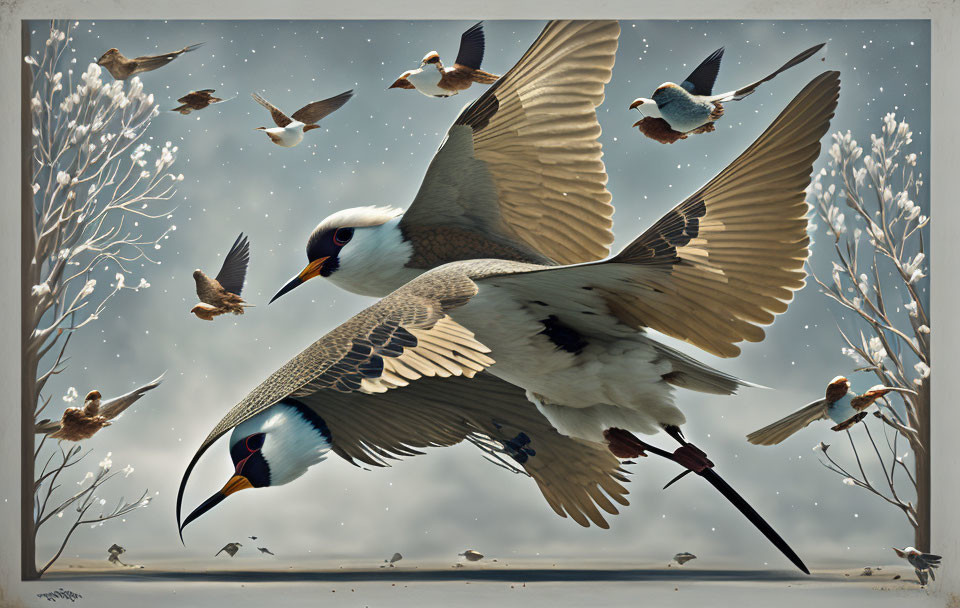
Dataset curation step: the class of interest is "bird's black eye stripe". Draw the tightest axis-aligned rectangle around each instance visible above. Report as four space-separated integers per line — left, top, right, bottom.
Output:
333 228 354 246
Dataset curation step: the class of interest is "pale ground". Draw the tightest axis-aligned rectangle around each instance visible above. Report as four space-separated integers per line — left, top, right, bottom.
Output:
2 560 948 608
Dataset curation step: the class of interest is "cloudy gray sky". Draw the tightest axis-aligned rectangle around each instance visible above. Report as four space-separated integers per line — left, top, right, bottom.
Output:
26 19 929 570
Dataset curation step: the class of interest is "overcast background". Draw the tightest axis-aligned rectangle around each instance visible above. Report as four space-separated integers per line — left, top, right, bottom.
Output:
20 19 929 570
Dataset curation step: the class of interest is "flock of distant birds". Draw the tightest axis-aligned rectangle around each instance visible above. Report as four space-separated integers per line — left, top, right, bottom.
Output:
36 21 935 584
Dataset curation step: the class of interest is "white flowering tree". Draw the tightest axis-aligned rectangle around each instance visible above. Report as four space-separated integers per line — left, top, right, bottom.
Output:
21 21 179 578
808 113 930 551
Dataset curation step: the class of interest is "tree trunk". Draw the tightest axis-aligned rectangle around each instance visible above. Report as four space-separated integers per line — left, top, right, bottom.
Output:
21 20 39 581
914 376 931 552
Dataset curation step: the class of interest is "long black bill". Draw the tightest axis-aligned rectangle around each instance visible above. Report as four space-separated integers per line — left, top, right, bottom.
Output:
695 466 810 575
269 275 303 304
638 437 809 575
179 492 227 535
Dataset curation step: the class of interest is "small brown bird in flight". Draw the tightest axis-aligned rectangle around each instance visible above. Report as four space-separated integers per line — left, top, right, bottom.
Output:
252 90 353 148
36 375 164 441
216 542 242 557
191 233 252 321
97 42 204 80
389 22 499 97
172 89 228 115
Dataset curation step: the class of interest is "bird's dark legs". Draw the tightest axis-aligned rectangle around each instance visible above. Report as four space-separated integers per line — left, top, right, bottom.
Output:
602 426 714 474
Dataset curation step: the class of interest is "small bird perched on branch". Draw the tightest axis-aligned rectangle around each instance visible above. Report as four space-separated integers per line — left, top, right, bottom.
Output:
36 375 164 441
97 43 203 80
216 542 242 557
893 547 941 586
172 89 228 115
629 43 825 143
251 90 353 148
746 376 914 445
389 22 499 97
191 233 252 321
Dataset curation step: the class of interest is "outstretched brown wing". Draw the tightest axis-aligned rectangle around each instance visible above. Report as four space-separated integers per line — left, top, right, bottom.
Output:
290 90 354 125
301 371 630 528
251 92 292 127
132 42 204 72
400 20 620 267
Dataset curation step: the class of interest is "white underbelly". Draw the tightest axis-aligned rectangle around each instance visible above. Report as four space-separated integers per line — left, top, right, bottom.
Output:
408 69 453 97
269 126 304 148
449 286 683 440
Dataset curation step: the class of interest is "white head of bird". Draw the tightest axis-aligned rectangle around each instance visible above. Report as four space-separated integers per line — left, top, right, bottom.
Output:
179 401 332 532
420 51 442 67
628 96 661 118
269 205 413 301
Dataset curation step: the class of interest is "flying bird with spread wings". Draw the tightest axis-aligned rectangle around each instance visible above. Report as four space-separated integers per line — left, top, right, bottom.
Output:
97 43 203 80
390 22 500 97
216 542 242 557
251 90 353 147
172 89 229 115
35 375 164 441
262 67 840 573
191 233 252 321
270 19 619 304
747 376 915 445
629 43 826 143
178 71 840 576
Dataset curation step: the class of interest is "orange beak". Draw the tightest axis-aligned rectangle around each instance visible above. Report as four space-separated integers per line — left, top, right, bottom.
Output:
269 257 328 304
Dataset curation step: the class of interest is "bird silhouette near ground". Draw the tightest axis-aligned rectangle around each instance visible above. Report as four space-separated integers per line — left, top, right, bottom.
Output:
191 233 252 321
97 43 203 80
35 375 164 441
459 550 483 562
172 89 228 115
215 542 242 557
673 552 697 565
384 552 402 567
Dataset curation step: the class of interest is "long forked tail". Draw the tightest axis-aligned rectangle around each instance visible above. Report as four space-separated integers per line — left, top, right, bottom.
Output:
718 42 827 101
746 400 828 446
470 69 500 84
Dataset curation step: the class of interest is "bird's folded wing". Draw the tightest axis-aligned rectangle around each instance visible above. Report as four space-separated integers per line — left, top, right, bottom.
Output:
476 71 840 359
454 22 486 70
400 20 619 266
300 370 630 528
251 92 292 127
131 43 202 70
290 90 354 125
681 47 724 96
215 233 250 296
